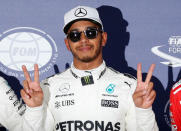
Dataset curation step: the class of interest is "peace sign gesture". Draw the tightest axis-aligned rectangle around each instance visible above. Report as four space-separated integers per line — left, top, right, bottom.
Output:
133 63 156 109
20 64 43 107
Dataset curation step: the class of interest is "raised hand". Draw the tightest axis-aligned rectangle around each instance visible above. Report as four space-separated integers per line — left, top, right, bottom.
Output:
133 63 156 109
20 64 43 107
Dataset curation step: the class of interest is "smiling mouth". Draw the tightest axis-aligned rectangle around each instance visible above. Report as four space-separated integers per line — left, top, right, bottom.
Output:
77 45 93 52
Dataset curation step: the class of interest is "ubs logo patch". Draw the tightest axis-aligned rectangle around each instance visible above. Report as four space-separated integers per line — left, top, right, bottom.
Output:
55 99 75 109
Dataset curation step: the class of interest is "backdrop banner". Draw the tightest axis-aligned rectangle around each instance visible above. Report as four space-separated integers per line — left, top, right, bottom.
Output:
0 0 181 131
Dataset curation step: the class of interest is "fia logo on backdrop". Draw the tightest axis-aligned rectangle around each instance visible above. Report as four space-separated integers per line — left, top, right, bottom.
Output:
151 36 181 67
0 27 58 78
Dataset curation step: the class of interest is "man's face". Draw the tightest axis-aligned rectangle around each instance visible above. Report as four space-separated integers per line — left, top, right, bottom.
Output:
65 20 107 63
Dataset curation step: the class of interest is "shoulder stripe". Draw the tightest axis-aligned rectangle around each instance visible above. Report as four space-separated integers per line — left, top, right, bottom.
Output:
123 73 136 80
107 67 120 74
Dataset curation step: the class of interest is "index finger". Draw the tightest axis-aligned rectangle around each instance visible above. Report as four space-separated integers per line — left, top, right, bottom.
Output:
137 63 142 84
34 64 39 82
145 64 155 84
22 65 31 82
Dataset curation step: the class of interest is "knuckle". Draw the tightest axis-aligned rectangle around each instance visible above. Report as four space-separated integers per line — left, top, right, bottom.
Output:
150 90 156 97
149 82 153 87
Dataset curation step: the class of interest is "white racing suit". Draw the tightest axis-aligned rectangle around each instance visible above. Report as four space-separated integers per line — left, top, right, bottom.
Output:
0 77 26 131
24 61 158 131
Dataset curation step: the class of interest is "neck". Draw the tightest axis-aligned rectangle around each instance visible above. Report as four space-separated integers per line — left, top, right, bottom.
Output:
73 56 103 70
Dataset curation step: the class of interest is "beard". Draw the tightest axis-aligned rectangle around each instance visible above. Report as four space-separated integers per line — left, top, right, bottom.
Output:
69 40 102 63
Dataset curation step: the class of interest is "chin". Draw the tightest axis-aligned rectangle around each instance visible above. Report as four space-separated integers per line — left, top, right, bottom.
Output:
79 56 95 63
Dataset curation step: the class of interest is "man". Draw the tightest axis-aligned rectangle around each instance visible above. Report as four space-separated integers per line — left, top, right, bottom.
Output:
21 6 158 131
0 76 26 131
170 79 181 131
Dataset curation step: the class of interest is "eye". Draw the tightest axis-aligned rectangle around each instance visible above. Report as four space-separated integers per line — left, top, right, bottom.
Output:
69 31 78 37
86 30 97 38
87 30 94 35
74 32 80 37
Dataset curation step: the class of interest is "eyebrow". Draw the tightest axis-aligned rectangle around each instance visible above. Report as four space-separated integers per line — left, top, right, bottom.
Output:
69 29 79 32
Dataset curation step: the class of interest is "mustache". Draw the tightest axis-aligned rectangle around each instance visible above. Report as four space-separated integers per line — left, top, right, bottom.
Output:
76 44 93 49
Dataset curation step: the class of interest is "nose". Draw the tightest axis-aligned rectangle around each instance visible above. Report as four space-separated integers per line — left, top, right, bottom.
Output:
80 31 88 43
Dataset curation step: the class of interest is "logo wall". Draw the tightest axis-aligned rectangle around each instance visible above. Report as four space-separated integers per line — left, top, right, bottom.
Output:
151 36 181 67
0 27 58 78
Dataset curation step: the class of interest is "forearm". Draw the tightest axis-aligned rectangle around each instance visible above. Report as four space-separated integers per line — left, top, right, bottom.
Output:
23 104 54 131
135 107 158 131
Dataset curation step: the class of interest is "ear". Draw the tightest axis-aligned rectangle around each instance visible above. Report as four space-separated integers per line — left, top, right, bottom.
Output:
101 32 107 47
64 38 71 51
